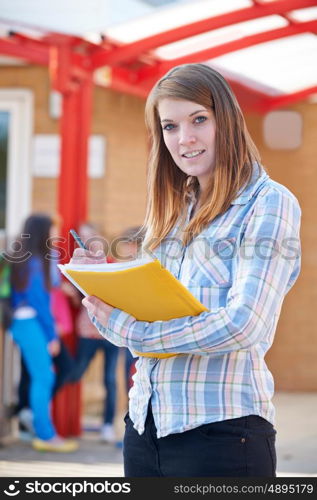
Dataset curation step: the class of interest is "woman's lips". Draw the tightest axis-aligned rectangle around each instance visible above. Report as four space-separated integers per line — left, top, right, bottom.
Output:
182 149 205 159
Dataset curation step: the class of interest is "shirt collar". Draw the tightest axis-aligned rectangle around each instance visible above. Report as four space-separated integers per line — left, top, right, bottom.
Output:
231 164 269 205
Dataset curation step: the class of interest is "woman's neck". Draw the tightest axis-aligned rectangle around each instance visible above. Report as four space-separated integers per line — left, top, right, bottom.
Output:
190 195 201 219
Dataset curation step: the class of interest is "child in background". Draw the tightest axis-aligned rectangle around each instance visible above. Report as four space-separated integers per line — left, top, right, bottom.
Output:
68 222 120 444
9 214 77 452
12 217 75 440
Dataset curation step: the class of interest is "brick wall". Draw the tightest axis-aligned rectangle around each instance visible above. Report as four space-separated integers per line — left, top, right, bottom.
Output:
246 104 317 390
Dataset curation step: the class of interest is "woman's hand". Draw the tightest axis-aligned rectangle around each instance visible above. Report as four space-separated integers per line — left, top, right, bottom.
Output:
82 296 114 328
70 240 107 265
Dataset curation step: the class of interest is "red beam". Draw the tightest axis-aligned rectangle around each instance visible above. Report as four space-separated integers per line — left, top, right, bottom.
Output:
137 19 317 80
0 33 91 81
224 79 273 113
257 85 317 112
102 64 317 114
95 65 148 98
100 65 269 109
0 37 49 65
91 0 316 68
109 76 148 99
42 33 84 46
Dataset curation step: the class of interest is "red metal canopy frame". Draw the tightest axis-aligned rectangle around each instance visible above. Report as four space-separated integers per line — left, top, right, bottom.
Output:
0 0 316 435
0 0 315 239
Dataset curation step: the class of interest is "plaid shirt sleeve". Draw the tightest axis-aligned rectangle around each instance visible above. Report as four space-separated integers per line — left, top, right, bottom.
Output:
92 186 301 355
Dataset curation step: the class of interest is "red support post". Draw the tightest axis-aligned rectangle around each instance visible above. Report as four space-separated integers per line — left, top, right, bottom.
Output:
52 65 93 437
57 77 92 245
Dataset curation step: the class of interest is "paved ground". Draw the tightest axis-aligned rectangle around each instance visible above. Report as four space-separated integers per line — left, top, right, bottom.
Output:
271 392 317 476
0 392 316 477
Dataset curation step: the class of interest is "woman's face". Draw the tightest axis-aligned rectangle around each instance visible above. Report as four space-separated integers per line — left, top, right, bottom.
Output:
158 98 216 193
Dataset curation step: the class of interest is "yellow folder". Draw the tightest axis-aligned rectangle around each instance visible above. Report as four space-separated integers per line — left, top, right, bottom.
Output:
58 259 208 359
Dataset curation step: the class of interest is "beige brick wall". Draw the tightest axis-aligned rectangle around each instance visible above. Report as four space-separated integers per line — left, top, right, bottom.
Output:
1 65 316 393
245 104 317 391
90 86 147 239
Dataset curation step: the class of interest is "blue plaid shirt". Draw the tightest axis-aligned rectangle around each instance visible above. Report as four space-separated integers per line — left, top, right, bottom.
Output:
92 166 301 438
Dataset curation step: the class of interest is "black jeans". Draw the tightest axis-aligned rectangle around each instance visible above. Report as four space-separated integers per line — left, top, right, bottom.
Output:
68 337 119 424
123 405 277 477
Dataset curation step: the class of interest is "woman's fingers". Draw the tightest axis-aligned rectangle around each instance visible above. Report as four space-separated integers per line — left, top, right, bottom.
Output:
70 246 106 264
72 248 87 258
89 239 104 255
82 296 114 325
82 296 96 314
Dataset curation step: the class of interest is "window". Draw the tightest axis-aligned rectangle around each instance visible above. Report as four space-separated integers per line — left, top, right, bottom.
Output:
0 90 33 248
263 111 303 150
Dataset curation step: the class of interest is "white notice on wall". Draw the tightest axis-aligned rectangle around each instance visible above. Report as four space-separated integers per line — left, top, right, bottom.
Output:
32 134 106 178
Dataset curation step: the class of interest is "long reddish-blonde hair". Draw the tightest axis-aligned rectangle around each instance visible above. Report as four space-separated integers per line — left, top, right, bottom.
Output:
143 63 261 250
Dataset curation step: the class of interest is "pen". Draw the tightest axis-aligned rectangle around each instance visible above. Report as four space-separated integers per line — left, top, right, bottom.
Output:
70 228 88 250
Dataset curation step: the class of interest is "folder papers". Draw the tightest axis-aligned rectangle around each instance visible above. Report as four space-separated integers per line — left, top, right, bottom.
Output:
58 258 208 359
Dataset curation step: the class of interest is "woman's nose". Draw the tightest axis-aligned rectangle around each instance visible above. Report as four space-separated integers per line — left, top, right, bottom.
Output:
178 126 196 146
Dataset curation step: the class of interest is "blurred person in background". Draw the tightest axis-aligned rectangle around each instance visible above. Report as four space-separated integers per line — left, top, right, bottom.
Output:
8 214 77 452
12 217 75 440
67 222 120 444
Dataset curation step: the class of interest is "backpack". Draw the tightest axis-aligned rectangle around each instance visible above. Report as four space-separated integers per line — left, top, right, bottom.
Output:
0 256 13 330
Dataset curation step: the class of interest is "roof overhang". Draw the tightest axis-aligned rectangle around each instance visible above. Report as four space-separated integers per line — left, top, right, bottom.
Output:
0 0 316 112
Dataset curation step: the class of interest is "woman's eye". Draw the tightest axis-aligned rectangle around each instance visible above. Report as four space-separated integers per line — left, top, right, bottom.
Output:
162 123 175 131
194 116 207 124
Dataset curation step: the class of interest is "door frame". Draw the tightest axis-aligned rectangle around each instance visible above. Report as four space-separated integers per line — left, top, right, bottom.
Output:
0 88 33 442
0 88 33 241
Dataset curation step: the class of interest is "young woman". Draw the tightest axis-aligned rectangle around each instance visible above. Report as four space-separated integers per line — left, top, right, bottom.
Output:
71 64 301 476
9 214 77 452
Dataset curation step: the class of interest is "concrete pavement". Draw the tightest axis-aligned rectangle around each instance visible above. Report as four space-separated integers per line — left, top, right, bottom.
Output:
0 392 316 477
